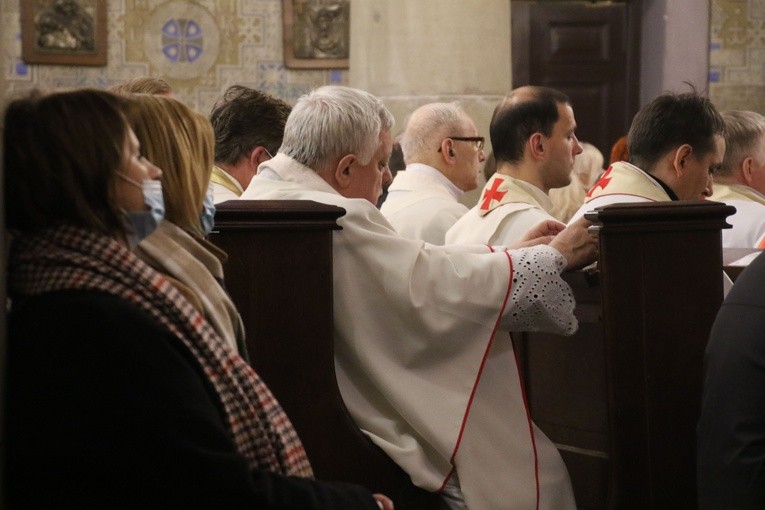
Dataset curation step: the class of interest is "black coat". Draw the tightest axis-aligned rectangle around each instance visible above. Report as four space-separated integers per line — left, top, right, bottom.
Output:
5 289 378 509
698 251 765 510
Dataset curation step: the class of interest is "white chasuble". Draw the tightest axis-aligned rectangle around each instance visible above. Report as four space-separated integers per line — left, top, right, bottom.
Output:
242 154 577 510
568 161 671 224
380 165 468 245
446 174 558 247
709 183 765 248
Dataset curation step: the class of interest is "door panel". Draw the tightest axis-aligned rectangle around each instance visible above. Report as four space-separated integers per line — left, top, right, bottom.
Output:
512 1 641 161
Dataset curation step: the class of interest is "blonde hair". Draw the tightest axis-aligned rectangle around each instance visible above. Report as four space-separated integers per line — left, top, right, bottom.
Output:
123 94 214 236
110 77 173 96
549 142 604 222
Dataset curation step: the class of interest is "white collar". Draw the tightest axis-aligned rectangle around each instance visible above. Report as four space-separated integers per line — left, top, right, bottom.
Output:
405 163 464 201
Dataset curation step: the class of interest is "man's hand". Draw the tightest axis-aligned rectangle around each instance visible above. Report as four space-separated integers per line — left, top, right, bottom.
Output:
511 219 566 249
548 217 599 270
374 494 394 510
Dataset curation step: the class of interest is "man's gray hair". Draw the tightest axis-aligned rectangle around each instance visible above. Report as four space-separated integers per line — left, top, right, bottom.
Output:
280 85 395 170
400 102 467 162
720 110 765 177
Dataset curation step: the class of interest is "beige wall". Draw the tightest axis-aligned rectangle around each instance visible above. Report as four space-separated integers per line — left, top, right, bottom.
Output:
349 0 511 205
640 0 711 104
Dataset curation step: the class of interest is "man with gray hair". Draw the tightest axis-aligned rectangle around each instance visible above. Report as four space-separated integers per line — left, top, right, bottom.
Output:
380 102 484 244
708 110 765 248
242 85 597 510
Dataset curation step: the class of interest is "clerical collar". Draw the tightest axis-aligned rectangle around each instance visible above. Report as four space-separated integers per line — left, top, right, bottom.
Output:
406 163 464 201
646 172 679 201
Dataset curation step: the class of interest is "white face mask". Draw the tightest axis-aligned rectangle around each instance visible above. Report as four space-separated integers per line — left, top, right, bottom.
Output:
199 183 216 236
118 173 165 247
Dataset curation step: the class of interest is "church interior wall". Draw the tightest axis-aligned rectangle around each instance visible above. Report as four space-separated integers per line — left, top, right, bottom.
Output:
710 0 765 114
1 0 762 115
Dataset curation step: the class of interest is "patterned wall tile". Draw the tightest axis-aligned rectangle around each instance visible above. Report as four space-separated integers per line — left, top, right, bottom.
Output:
2 0 347 113
711 0 765 114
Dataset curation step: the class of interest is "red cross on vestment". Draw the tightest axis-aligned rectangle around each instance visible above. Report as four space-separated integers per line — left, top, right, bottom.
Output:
586 165 614 198
480 178 508 210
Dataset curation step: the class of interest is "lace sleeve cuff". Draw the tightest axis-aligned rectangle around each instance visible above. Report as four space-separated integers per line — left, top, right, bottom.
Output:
503 244 577 335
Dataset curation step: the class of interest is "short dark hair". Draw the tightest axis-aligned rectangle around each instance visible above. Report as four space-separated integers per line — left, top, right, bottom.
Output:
490 86 571 165
627 90 725 172
4 89 130 237
209 85 292 165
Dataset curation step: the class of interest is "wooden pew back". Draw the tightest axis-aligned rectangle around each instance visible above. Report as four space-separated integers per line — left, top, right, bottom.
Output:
515 200 735 509
210 200 444 510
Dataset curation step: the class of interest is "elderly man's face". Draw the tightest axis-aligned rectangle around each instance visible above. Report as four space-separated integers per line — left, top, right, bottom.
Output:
344 131 394 204
450 117 484 192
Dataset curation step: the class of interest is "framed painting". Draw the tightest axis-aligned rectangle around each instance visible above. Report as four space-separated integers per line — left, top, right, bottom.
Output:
282 0 349 69
21 0 108 66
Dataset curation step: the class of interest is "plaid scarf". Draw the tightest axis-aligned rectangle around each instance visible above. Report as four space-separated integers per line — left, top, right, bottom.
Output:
8 224 313 478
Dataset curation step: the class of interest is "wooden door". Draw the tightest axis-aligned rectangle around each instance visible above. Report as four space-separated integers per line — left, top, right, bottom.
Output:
512 0 641 161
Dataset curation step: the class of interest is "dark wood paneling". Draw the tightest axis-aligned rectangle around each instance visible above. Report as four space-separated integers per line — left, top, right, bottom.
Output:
210 200 445 510
512 0 641 160
515 201 736 509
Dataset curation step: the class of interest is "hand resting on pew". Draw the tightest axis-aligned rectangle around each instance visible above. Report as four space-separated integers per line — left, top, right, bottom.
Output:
512 219 567 248
548 217 599 270
510 217 598 270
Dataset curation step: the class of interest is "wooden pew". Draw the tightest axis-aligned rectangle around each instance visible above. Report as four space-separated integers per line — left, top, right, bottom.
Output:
209 200 445 510
513 200 735 509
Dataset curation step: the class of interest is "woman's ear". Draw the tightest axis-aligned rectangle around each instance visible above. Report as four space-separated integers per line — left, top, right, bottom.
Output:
334 154 357 189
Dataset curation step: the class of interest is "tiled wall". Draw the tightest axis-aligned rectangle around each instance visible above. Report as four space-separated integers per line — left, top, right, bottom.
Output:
710 0 765 113
3 1 764 116
1 0 346 114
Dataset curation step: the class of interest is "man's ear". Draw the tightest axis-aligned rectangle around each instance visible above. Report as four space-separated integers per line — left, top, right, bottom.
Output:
671 144 693 178
440 139 456 162
247 147 263 171
248 146 272 168
529 133 545 159
334 154 357 189
742 157 755 185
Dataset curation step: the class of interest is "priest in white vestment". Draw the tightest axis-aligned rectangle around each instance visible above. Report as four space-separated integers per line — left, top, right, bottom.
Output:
447 86 582 247
568 90 726 225
380 102 483 244
209 85 291 204
708 110 765 248
242 85 598 510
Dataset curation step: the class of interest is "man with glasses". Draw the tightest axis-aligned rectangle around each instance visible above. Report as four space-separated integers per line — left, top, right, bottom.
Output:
380 102 485 244
447 86 583 246
243 85 597 510
209 85 292 203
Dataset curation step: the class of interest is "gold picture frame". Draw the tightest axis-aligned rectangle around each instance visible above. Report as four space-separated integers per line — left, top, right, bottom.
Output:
21 0 107 67
282 0 349 69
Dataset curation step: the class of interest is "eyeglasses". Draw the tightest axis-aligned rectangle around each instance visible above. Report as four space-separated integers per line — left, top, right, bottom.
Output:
438 136 485 152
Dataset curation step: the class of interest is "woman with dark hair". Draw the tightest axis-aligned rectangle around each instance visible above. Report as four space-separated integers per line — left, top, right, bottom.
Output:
3 88 388 509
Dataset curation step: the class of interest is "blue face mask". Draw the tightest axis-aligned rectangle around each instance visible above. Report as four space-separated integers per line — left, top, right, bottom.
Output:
119 174 165 247
199 184 216 236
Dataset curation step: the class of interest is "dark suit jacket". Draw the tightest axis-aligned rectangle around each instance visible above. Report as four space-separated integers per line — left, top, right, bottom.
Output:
698 251 765 509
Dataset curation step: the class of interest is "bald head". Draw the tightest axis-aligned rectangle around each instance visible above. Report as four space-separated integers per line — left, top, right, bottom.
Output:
400 102 472 163
399 101 484 192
